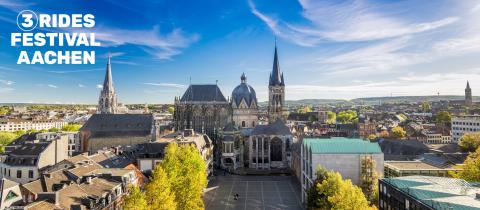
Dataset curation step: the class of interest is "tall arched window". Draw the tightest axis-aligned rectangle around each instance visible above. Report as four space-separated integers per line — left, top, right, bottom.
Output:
242 121 245 127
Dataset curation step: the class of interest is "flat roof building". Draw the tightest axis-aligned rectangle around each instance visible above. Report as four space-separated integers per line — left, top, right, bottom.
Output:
301 137 384 203
379 176 480 209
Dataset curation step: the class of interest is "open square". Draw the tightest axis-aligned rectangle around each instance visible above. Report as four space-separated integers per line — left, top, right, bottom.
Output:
204 175 303 210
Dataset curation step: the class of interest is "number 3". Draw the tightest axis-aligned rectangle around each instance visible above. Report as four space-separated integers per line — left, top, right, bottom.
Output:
21 14 33 28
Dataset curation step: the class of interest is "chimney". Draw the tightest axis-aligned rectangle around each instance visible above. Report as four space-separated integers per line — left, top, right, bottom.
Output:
86 176 92 184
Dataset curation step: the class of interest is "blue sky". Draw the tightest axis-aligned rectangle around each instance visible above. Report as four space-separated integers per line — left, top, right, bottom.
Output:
0 0 480 104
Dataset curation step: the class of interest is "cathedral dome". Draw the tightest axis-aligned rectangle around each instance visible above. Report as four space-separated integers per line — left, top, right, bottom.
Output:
232 73 257 108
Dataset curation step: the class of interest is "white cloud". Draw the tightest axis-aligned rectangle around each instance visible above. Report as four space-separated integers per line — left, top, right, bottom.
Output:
0 79 14 85
142 82 185 88
97 84 103 89
78 84 85 88
47 84 58 88
93 26 200 60
249 0 459 45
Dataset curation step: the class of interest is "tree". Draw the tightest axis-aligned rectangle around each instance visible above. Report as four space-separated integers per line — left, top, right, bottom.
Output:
436 111 451 133
390 126 406 139
451 147 480 182
307 166 373 210
436 111 452 124
145 167 177 210
459 133 480 152
0 132 18 153
298 105 313 113
336 110 357 124
123 185 148 210
379 131 389 138
62 124 82 132
167 106 175 114
360 156 379 206
160 142 207 210
421 101 430 112
326 111 336 124
367 134 377 141
48 127 60 132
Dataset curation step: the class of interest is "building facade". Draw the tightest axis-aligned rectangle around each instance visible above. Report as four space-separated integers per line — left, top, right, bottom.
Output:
301 137 384 203
0 135 68 184
0 119 67 132
79 114 155 154
451 115 480 143
174 84 231 140
231 73 258 128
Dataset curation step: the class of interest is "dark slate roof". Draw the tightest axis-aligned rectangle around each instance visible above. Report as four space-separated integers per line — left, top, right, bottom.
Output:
251 120 292 136
10 143 49 156
135 142 168 155
269 46 285 86
7 132 39 146
80 114 153 137
5 143 50 166
180 84 227 102
222 123 238 132
232 74 257 107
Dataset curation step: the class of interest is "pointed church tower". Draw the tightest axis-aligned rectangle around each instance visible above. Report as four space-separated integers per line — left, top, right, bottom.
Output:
97 56 118 114
465 81 473 106
268 42 285 123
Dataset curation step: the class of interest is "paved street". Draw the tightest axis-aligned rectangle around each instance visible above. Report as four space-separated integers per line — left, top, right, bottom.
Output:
204 175 303 210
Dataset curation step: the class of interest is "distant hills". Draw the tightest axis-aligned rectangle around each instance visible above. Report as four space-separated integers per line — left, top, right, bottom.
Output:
2 95 479 107
259 95 480 107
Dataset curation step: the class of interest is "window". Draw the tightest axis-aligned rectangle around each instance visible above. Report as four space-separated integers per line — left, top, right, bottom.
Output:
17 170 22 178
252 121 255 127
28 170 34 178
242 121 245 127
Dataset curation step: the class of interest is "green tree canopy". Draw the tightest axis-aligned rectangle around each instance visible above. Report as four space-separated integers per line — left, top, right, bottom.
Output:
436 111 452 124
307 166 374 210
145 166 177 210
298 105 313 113
451 147 480 182
326 111 336 124
367 134 377 141
160 142 207 210
0 132 21 153
123 185 148 210
167 106 175 114
421 101 431 112
390 126 406 139
48 127 60 132
459 133 480 152
62 124 82 132
336 110 357 124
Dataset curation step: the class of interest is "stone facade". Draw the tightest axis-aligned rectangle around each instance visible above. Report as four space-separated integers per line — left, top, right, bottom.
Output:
465 81 472 106
231 73 258 128
268 45 286 123
174 84 231 139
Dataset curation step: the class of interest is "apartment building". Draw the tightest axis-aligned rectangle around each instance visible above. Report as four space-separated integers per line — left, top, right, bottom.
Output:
0 119 67 132
451 115 480 142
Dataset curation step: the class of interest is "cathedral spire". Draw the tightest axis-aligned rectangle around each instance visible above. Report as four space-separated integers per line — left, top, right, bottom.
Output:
466 80 471 90
269 42 284 86
103 55 114 93
97 56 118 114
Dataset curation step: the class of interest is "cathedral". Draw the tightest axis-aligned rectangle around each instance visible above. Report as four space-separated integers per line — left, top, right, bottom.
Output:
217 44 293 171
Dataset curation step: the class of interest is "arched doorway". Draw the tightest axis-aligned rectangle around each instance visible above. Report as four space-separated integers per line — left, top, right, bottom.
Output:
271 137 282 161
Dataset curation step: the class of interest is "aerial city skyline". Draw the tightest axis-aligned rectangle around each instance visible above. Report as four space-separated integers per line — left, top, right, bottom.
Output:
0 0 480 104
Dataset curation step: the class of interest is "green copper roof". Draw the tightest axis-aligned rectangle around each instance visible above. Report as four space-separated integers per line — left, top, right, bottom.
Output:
382 176 480 209
303 137 382 154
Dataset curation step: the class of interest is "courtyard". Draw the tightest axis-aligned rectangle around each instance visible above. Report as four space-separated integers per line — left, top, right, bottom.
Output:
204 175 303 210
